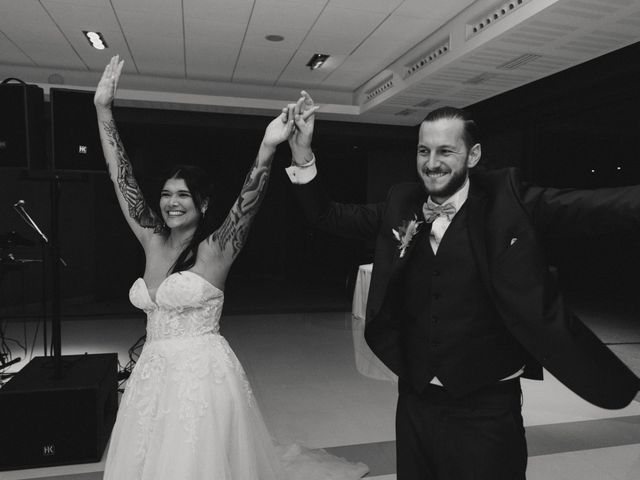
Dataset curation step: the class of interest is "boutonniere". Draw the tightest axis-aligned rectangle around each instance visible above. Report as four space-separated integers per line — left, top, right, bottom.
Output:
392 215 423 258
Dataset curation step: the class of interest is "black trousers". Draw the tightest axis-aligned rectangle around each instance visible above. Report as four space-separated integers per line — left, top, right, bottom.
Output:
396 378 527 480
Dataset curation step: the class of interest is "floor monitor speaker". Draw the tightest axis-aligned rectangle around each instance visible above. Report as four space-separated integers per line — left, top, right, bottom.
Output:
0 353 118 470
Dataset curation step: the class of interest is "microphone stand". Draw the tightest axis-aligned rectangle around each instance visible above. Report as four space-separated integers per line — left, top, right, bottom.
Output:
13 183 68 378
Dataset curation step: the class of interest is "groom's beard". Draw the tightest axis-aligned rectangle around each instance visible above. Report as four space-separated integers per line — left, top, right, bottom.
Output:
420 163 468 200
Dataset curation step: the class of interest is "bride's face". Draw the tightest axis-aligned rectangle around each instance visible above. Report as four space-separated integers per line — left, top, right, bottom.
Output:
159 178 201 230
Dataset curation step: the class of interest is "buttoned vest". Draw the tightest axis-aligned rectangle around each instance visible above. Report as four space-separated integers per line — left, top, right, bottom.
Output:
398 205 528 396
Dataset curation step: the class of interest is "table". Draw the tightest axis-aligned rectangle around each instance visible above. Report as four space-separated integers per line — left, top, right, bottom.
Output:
351 264 397 382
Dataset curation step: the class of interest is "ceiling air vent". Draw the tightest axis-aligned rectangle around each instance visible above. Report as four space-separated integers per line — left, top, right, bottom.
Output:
404 38 450 79
463 72 498 84
414 98 437 108
467 0 532 39
396 109 418 116
365 76 394 103
497 53 542 70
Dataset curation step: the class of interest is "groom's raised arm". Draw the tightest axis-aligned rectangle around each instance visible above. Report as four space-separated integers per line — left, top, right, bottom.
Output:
285 92 382 241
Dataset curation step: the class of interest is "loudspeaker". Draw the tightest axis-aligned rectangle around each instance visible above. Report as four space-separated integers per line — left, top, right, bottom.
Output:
0 353 118 470
51 88 105 173
0 80 45 169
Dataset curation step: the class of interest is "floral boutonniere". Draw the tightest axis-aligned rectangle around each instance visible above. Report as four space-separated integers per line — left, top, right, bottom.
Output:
392 215 423 258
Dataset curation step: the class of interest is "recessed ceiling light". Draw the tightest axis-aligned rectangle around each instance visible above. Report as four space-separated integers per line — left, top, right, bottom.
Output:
306 53 329 70
83 30 108 50
265 35 284 42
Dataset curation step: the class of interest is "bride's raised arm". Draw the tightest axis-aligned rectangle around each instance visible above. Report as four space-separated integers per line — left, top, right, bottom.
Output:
94 55 164 247
205 107 296 268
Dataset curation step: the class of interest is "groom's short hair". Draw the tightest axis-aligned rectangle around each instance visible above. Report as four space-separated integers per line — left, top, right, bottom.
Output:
422 106 480 150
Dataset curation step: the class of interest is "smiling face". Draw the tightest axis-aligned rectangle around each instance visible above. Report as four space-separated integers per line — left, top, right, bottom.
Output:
159 178 203 230
416 117 481 204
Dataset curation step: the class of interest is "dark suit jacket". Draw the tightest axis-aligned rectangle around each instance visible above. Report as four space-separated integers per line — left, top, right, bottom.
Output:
292 167 640 409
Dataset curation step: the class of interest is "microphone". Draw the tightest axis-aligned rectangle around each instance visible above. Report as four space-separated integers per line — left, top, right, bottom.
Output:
12 199 49 244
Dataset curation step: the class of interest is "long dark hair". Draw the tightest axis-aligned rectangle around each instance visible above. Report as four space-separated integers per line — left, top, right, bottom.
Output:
160 164 215 274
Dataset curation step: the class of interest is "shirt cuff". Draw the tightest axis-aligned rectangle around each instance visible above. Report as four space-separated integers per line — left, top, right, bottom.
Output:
285 155 317 184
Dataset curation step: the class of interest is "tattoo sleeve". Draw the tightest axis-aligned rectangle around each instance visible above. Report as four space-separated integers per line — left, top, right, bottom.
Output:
210 154 272 258
102 119 164 233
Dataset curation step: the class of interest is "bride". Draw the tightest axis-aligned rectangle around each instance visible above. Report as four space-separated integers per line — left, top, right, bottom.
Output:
95 55 368 480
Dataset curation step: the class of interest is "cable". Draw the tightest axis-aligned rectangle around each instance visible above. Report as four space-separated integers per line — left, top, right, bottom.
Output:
116 333 146 393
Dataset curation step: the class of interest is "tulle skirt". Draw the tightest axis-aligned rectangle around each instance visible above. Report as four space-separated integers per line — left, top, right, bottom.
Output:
103 333 368 480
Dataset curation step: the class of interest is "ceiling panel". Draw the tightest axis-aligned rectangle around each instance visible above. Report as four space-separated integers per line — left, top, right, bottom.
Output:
233 45 294 84
185 16 246 46
0 1 64 44
111 0 180 13
350 37 410 67
298 31 362 56
126 34 184 77
42 0 110 6
117 10 183 39
184 0 254 22
311 6 387 37
395 0 476 19
40 2 120 31
14 41 86 69
248 0 326 36
0 0 639 125
0 33 33 66
328 0 403 15
370 14 443 44
185 38 238 81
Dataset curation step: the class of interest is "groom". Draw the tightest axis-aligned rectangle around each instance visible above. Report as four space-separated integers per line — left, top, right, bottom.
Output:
284 92 640 479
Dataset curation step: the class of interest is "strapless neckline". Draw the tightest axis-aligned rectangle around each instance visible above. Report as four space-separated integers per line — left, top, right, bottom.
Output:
137 271 223 305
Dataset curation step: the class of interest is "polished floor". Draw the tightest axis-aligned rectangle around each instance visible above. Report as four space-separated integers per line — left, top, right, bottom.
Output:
1 291 639 480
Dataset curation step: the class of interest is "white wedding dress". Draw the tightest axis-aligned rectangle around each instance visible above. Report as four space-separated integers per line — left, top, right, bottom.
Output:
103 270 368 480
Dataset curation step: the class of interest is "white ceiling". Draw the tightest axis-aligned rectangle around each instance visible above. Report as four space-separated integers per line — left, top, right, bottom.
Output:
0 0 638 125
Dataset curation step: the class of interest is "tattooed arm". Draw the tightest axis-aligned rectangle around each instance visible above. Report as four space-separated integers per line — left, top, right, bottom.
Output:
94 56 163 246
206 105 300 268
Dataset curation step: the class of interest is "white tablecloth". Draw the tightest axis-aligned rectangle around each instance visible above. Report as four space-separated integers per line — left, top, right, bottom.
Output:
352 263 397 382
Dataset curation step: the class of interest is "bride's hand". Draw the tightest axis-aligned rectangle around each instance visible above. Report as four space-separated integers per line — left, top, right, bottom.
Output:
262 105 295 150
94 55 124 110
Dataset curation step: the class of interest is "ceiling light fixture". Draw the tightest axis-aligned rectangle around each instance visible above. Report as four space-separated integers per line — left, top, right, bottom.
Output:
306 54 329 70
83 31 108 50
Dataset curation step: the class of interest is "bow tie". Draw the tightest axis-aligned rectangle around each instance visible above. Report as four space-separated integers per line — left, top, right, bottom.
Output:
422 202 456 223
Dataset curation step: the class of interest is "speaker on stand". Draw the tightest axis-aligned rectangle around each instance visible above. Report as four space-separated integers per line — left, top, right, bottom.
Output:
50 88 105 173
0 78 45 170
0 86 118 471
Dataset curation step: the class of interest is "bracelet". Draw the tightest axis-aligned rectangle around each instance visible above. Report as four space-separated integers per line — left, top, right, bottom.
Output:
292 154 316 168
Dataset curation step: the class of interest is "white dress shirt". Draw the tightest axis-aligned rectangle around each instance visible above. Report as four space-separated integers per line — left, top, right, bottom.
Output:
425 179 469 254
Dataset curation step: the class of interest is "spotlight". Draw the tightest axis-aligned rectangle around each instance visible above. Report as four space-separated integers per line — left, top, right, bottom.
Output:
306 53 329 70
83 31 108 50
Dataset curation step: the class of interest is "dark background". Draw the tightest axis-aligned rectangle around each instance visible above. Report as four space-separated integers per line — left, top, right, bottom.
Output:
1 41 639 315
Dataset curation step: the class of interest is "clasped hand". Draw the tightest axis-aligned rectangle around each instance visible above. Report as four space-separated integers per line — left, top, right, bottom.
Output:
263 91 319 154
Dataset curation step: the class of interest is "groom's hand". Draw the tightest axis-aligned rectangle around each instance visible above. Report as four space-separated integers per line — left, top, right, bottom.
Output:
289 90 318 166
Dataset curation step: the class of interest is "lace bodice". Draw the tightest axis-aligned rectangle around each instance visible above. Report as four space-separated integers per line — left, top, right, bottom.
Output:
129 271 224 341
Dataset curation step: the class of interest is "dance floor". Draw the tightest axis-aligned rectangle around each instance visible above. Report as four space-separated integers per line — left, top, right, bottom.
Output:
0 291 639 479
